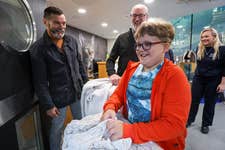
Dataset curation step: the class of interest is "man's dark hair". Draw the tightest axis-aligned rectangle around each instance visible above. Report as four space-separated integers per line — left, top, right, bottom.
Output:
44 6 64 19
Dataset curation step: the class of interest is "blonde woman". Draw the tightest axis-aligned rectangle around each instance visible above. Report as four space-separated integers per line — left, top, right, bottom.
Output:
187 27 225 134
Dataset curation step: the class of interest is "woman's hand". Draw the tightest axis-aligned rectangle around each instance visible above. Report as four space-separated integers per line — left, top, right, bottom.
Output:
217 77 225 92
100 109 116 121
217 83 225 93
106 120 123 141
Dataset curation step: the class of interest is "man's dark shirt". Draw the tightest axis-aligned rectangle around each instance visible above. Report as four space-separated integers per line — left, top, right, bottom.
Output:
30 31 88 110
106 28 138 76
164 49 174 63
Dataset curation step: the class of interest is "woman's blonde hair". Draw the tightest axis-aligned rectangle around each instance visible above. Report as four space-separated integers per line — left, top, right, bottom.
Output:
197 27 221 60
134 18 175 44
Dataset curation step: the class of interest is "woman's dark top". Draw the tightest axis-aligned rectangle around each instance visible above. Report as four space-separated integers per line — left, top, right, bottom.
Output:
195 46 225 78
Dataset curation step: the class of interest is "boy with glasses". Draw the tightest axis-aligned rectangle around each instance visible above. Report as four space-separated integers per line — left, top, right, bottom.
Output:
101 18 191 150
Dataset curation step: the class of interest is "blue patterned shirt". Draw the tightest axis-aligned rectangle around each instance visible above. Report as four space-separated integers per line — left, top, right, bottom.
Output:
126 62 163 123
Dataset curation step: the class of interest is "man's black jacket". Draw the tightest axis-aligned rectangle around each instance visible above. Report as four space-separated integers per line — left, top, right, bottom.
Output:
30 31 88 110
106 28 138 76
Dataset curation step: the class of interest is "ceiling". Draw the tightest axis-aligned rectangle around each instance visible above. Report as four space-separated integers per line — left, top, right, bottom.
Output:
47 0 225 40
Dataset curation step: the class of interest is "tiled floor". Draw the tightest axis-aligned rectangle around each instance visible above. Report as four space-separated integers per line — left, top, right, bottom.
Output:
185 102 225 150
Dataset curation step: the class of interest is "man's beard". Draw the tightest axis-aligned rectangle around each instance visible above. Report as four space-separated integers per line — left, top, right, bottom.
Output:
50 28 65 39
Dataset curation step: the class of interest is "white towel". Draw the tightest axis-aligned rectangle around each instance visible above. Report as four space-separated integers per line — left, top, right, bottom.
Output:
63 113 163 150
62 113 131 150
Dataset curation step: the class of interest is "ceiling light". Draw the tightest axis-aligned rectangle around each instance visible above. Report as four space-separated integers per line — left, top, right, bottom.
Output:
78 8 86 14
113 30 118 34
213 8 218 12
176 25 183 29
144 0 154 4
204 26 210 29
101 22 108 27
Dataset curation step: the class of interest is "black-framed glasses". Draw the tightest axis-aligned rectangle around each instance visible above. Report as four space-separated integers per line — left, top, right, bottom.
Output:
135 41 163 51
130 13 146 18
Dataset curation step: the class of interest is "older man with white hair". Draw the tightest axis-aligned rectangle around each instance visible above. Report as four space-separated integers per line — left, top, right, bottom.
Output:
106 4 149 85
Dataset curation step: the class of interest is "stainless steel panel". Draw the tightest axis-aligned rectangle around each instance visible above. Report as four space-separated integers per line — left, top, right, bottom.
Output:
15 105 44 150
0 88 35 126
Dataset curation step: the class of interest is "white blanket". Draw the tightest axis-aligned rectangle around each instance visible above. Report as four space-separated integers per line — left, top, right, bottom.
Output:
62 113 163 150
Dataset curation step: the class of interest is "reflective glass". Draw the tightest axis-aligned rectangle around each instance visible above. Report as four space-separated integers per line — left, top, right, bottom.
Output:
170 15 191 57
0 0 36 51
170 5 225 58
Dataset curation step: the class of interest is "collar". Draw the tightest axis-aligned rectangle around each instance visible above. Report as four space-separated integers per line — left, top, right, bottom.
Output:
129 28 136 43
127 59 170 72
129 28 135 35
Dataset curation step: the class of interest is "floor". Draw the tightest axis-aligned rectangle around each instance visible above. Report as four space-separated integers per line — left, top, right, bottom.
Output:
185 102 225 150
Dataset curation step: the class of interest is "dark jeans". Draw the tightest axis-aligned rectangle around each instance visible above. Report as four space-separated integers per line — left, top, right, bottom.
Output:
39 100 82 150
187 76 220 126
49 100 81 150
